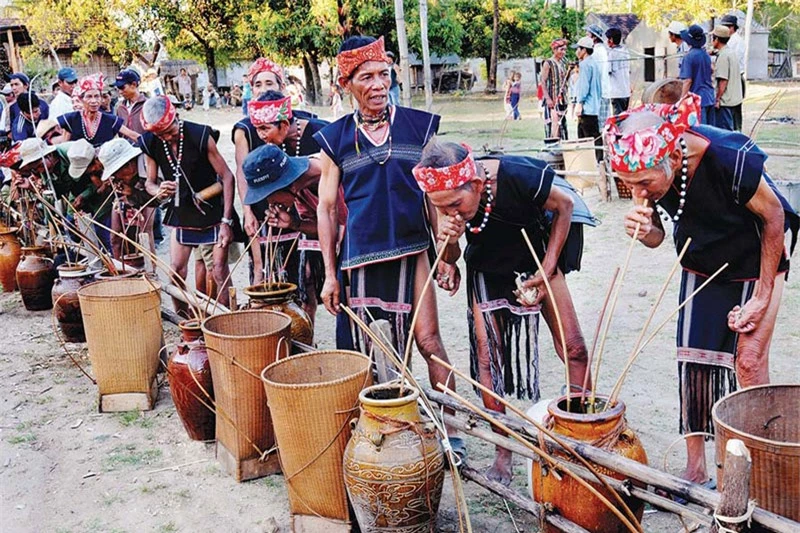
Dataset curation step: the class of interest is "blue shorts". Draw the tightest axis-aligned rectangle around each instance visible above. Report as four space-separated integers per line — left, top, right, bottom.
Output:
174 225 219 246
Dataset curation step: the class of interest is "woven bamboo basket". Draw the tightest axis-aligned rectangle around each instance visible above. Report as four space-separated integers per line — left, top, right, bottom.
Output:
77 278 163 411
261 350 372 527
713 384 800 521
202 310 291 482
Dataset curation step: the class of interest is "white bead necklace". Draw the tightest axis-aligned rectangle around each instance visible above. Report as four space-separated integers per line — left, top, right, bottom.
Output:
657 138 689 224
161 119 185 207
81 111 101 141
466 165 494 234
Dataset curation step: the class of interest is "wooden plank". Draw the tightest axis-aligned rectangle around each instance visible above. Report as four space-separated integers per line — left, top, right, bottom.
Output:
216 441 281 482
291 515 350 532
711 439 753 533
99 378 157 412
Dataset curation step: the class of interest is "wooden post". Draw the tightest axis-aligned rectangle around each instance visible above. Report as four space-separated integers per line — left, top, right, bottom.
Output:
393 0 413 107
7 29 18 73
711 439 752 533
369 319 396 383
418 0 433 111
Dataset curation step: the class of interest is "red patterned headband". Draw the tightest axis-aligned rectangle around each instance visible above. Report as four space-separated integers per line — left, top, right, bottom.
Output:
142 96 177 134
413 144 478 193
0 143 21 168
248 58 283 85
604 93 701 172
78 73 104 95
248 97 292 126
551 38 569 50
337 36 390 79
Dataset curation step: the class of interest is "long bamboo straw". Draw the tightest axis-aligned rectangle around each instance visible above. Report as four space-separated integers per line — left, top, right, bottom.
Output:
398 242 449 394
209 218 269 313
580 267 619 404
589 200 647 409
607 262 730 407
437 385 640 533
430 355 643 532
520 229 571 410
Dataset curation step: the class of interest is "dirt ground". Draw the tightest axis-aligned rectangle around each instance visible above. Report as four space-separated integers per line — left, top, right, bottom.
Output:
1 86 798 533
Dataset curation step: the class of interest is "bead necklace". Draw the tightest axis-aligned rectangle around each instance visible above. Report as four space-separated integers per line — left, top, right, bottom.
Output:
656 137 689 224
160 120 185 207
355 107 390 132
81 111 101 141
281 131 299 156
466 166 494 234
354 108 392 165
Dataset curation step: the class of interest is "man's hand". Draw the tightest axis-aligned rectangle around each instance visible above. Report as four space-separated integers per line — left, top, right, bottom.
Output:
520 269 551 307
575 103 583 117
320 275 340 315
545 98 555 109
243 206 259 237
728 297 768 334
436 261 461 296
266 204 297 231
72 195 84 211
217 223 233 249
624 205 655 241
157 180 177 199
437 214 465 246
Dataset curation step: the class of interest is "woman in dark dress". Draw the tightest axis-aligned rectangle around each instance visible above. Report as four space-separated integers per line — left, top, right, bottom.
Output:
57 73 139 146
415 139 594 485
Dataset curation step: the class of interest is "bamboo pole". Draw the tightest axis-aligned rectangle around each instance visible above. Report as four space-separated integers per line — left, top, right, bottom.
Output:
581 267 619 402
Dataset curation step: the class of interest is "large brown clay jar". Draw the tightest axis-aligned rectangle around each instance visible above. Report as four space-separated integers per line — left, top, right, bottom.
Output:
531 395 648 533
16 247 56 311
168 320 215 441
0 228 22 292
343 384 445 532
244 282 313 345
52 265 94 342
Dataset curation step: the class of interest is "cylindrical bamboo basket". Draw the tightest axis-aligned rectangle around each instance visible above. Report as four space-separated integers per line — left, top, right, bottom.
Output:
77 278 162 407
202 310 291 482
261 350 372 524
713 384 800 521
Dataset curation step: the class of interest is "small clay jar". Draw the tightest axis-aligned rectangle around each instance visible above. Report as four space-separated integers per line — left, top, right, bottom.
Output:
52 265 94 342
16 247 57 311
168 320 215 441
122 253 145 270
243 282 313 345
0 228 22 292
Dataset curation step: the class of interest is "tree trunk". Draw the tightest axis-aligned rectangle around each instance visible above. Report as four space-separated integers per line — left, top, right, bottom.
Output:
394 0 413 107
303 54 323 106
205 46 217 88
419 0 433 111
486 0 499 93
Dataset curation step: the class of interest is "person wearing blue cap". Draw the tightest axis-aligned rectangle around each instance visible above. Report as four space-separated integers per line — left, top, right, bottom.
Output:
113 69 147 134
50 67 78 119
242 143 347 324
678 25 715 124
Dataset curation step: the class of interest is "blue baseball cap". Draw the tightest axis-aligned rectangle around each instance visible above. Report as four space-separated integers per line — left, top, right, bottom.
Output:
57 67 78 83
242 144 309 206
113 69 141 88
9 73 30 86
680 24 707 48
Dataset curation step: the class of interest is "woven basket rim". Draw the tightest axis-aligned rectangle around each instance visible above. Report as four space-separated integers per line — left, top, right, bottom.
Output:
77 278 162 300
712 383 800 450
261 349 371 390
201 309 292 339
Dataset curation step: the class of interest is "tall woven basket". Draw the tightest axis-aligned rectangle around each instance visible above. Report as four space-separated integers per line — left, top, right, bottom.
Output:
713 384 800 521
202 310 291 482
261 350 372 530
77 278 163 412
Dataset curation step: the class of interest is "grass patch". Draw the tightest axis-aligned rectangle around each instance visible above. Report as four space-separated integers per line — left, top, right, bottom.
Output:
140 482 168 494
116 410 155 429
158 522 178 533
103 444 162 471
7 432 36 444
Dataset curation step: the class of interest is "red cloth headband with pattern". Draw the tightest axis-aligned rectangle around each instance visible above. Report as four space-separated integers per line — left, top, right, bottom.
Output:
248 97 293 126
604 93 701 172
0 143 21 168
78 73 104 95
413 144 478 193
551 38 569 50
248 58 283 85
142 96 177 135
337 36 390 79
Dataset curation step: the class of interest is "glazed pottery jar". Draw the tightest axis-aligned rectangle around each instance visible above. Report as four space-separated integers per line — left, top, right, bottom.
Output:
343 383 445 532
16 246 56 311
168 320 215 441
244 282 313 345
52 265 94 342
0 228 21 292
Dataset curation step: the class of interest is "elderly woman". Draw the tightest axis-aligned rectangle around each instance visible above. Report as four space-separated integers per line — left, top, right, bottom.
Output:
609 94 798 486
414 138 593 485
57 74 139 146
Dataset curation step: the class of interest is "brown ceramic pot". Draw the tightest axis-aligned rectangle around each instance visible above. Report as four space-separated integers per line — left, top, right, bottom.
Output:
16 247 57 311
52 265 94 342
0 228 22 292
531 395 648 533
122 253 145 269
343 384 445 531
168 320 215 441
244 282 313 345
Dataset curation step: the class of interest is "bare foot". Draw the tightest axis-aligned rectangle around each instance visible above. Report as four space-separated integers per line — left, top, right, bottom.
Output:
486 446 513 486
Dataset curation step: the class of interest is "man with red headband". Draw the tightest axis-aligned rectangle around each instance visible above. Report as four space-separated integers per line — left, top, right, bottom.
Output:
140 96 236 312
314 35 464 457
608 94 798 486
540 38 570 140
246 93 330 319
414 139 595 485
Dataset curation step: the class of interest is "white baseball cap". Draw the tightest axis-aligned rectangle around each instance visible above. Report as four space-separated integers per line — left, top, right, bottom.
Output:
67 138 96 179
668 21 688 35
573 36 595 50
98 138 142 181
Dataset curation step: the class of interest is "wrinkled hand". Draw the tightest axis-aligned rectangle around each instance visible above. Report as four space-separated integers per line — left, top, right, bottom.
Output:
320 276 340 315
436 261 461 296
624 205 654 241
243 207 259 237
727 297 768 334
157 180 177 199
518 272 548 307
217 223 233 249
438 214 465 246
72 195 85 211
266 204 296 230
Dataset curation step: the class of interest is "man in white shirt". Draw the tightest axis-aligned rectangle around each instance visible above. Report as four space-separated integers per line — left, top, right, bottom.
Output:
606 27 631 115
667 21 690 70
586 24 611 128
49 67 78 119
721 14 746 131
